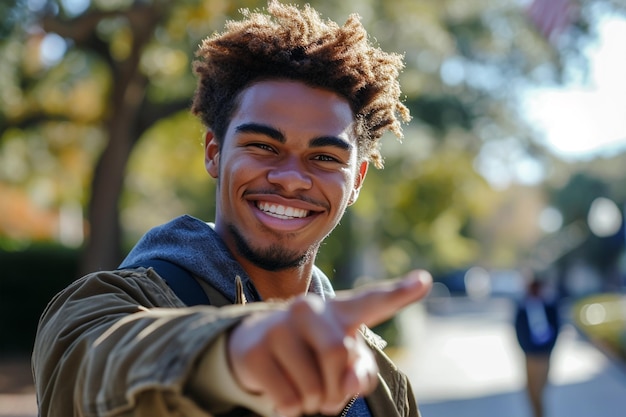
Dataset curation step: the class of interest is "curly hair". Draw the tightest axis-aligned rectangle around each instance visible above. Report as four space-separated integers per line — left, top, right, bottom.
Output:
191 0 410 168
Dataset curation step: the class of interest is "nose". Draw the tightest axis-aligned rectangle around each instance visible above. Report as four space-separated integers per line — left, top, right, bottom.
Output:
267 157 313 192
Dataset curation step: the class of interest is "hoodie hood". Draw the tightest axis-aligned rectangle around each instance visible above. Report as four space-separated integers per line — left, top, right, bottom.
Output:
119 215 335 303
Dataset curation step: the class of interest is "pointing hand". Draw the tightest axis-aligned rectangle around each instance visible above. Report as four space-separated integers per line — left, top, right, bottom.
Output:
227 269 432 417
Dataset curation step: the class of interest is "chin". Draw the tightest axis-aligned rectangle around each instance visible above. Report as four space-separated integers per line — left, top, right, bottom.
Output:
230 224 316 270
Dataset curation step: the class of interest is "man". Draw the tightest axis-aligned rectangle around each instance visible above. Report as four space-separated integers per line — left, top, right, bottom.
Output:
514 272 561 417
32 2 432 416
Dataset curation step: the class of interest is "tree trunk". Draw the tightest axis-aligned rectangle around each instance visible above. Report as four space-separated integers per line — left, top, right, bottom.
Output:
80 121 130 272
78 6 163 275
79 76 148 274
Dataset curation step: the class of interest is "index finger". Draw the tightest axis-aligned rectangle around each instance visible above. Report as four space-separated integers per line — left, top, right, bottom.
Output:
331 269 432 331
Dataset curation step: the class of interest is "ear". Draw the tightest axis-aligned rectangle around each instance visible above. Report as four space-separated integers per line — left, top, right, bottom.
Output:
205 131 220 178
348 161 368 206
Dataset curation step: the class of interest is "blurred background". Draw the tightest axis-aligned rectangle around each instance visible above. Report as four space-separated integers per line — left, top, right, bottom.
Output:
1 0 626 416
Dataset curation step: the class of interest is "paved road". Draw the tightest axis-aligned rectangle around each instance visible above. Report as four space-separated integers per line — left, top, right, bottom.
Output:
393 296 626 417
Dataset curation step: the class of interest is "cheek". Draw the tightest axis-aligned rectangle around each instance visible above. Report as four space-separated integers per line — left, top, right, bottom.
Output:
222 157 264 188
321 171 356 203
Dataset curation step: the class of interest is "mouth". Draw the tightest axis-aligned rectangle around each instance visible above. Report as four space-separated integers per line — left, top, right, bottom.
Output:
256 201 310 220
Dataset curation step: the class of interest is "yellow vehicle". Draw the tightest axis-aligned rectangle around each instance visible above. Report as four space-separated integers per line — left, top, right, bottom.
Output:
574 293 626 366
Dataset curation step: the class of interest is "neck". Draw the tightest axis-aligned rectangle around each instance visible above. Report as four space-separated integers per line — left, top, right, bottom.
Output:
213 220 319 300
240 260 314 300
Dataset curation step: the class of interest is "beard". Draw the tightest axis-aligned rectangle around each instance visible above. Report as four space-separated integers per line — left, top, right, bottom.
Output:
228 224 316 271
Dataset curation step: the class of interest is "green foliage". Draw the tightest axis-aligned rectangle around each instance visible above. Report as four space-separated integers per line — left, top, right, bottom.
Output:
0 0 28 40
550 173 609 224
122 111 215 245
409 95 474 133
547 172 625 277
373 148 496 274
2 0 625 286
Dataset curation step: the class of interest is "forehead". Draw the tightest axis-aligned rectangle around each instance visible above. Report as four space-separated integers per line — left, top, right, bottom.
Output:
230 80 356 141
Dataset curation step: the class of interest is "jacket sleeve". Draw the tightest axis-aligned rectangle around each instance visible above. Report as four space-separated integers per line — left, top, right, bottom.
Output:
32 268 271 417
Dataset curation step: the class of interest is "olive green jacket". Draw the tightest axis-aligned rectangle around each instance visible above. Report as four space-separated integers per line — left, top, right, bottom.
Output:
32 267 420 417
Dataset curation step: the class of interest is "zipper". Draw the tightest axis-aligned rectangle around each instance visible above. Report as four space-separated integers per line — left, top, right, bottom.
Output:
340 395 359 417
235 275 247 304
245 279 262 302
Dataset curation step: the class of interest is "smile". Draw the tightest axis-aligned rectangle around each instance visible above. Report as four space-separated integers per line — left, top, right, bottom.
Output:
256 201 309 219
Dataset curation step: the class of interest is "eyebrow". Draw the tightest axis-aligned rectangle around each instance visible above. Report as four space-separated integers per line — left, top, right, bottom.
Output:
235 123 284 142
310 136 352 151
235 122 352 151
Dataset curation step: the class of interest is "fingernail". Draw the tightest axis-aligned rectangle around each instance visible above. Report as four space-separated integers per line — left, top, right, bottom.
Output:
404 270 432 287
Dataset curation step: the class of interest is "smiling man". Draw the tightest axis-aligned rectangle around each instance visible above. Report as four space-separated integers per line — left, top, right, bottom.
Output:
207 80 366 298
32 2 432 417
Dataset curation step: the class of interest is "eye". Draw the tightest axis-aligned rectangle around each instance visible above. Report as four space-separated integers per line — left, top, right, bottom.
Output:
313 154 340 163
247 142 275 153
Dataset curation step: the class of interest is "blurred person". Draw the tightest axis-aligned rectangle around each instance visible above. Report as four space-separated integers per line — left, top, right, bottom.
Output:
514 271 561 417
31 2 432 417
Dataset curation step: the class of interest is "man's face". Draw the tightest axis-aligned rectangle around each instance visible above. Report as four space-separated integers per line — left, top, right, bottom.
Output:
205 80 367 271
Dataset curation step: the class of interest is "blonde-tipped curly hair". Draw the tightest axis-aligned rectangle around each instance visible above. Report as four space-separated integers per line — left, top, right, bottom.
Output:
191 0 410 168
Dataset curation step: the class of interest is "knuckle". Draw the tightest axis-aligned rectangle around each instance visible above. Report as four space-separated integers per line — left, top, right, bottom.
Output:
301 377 323 396
290 295 323 318
274 391 302 417
320 338 350 361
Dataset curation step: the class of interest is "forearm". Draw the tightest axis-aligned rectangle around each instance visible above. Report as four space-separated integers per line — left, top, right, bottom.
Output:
187 333 276 416
32 269 256 416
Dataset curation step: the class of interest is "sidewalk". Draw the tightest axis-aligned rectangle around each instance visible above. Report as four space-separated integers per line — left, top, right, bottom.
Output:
0 355 36 417
393 297 626 417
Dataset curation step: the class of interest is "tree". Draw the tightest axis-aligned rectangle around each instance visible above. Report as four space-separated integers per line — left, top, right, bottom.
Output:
44 2 176 271
2 0 624 283
1 0 254 273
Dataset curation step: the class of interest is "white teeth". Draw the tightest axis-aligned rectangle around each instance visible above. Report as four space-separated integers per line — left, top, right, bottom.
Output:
257 202 308 219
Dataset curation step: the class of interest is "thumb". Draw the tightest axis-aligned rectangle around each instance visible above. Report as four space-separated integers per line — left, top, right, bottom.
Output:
332 269 432 332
